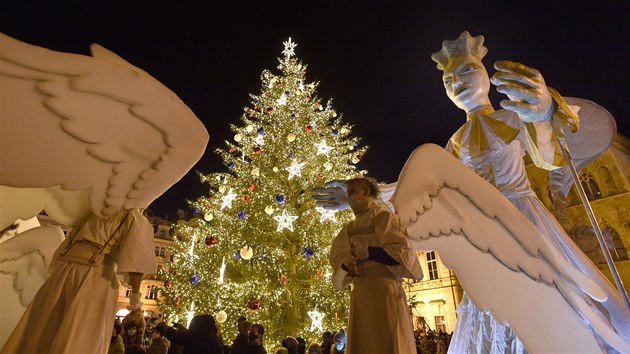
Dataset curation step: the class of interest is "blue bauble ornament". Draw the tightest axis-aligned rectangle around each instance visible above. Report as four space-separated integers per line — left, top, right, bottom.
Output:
228 162 235 169
291 113 296 119
285 91 291 96
190 274 201 286
234 252 241 259
192 207 200 214
257 127 264 135
238 211 246 219
303 246 315 257
331 129 338 136
275 194 285 204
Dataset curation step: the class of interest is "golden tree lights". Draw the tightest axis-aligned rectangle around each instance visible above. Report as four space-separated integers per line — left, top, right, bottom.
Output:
159 38 368 348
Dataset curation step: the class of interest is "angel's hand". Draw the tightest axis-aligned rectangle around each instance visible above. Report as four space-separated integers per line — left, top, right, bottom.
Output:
491 60 553 122
311 180 349 210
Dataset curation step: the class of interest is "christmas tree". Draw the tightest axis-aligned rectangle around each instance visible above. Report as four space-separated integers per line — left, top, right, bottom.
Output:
159 38 368 347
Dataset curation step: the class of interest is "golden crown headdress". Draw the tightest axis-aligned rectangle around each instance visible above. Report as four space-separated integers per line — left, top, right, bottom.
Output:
431 31 488 70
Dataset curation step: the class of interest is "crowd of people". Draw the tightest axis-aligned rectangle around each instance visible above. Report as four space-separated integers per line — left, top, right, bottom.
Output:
110 313 451 354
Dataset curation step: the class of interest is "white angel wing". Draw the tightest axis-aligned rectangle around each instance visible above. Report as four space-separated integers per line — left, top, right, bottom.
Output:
0 33 209 222
390 143 629 354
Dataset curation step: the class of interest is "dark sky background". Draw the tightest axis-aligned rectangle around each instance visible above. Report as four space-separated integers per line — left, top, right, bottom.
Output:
2 1 629 218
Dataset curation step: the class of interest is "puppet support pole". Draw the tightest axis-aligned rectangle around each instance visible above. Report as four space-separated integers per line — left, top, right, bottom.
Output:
559 138 630 314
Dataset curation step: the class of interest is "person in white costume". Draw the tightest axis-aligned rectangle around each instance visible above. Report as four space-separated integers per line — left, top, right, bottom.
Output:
314 31 630 353
0 33 209 354
329 177 423 354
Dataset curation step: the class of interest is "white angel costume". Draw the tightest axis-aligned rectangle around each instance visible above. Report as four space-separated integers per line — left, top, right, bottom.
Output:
330 202 423 354
0 33 208 354
1 209 155 354
374 91 630 353
443 97 629 354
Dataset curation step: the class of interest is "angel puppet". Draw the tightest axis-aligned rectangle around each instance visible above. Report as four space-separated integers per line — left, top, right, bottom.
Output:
315 31 630 353
0 33 209 354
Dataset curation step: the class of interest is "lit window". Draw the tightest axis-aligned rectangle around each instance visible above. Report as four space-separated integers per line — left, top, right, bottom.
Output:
426 251 439 280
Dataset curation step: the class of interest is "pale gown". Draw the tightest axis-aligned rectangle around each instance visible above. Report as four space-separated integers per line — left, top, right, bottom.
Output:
0 208 156 354
330 203 423 354
440 105 630 354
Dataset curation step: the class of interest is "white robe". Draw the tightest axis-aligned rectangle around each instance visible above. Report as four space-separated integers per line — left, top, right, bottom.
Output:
442 108 630 353
330 203 423 354
0 208 156 354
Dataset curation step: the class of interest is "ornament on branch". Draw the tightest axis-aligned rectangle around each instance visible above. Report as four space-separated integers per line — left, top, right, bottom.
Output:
204 213 214 222
275 194 285 204
216 311 227 324
237 211 246 219
303 246 315 258
204 235 218 248
240 246 253 260
280 274 288 285
308 309 325 332
265 206 275 215
274 210 298 232
189 274 201 286
242 195 251 203
247 298 261 312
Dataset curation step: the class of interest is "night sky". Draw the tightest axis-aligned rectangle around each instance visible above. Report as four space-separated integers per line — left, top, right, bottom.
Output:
2 1 629 218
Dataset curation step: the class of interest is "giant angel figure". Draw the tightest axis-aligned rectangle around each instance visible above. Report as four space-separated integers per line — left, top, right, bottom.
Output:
315 31 630 353
0 33 209 354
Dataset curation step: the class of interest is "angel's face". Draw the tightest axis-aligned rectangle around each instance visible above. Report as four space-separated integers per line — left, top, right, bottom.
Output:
442 55 491 113
346 182 370 213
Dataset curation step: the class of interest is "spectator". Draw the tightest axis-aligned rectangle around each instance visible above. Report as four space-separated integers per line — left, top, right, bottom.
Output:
245 323 267 354
147 325 170 354
295 337 305 354
123 321 146 354
330 330 346 354
320 332 333 354
281 336 298 354
306 344 322 354
231 320 252 354
158 315 223 354
109 322 125 354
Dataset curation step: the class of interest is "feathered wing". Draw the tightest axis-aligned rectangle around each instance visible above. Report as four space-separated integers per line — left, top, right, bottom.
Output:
0 33 209 222
390 143 629 354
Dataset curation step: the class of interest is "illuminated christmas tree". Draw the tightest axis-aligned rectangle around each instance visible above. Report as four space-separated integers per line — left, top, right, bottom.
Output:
160 38 368 347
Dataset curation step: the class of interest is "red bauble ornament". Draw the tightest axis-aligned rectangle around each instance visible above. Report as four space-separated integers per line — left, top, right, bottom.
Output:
266 107 275 114
247 299 260 311
248 184 255 191
254 147 262 154
242 194 250 203
305 125 313 133
204 235 217 247
315 268 322 277
280 274 288 285
228 146 235 154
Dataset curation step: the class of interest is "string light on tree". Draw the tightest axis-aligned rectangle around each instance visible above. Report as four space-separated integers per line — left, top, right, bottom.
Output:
161 37 368 347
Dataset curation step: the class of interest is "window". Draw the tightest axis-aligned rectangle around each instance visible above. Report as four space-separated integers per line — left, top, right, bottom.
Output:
606 227 629 261
426 251 439 280
159 247 166 257
159 230 167 239
580 173 602 200
125 288 131 298
145 285 158 300
154 246 160 256
435 316 446 333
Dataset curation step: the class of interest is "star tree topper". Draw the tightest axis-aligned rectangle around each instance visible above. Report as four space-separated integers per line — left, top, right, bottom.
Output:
282 37 297 58
221 188 238 209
